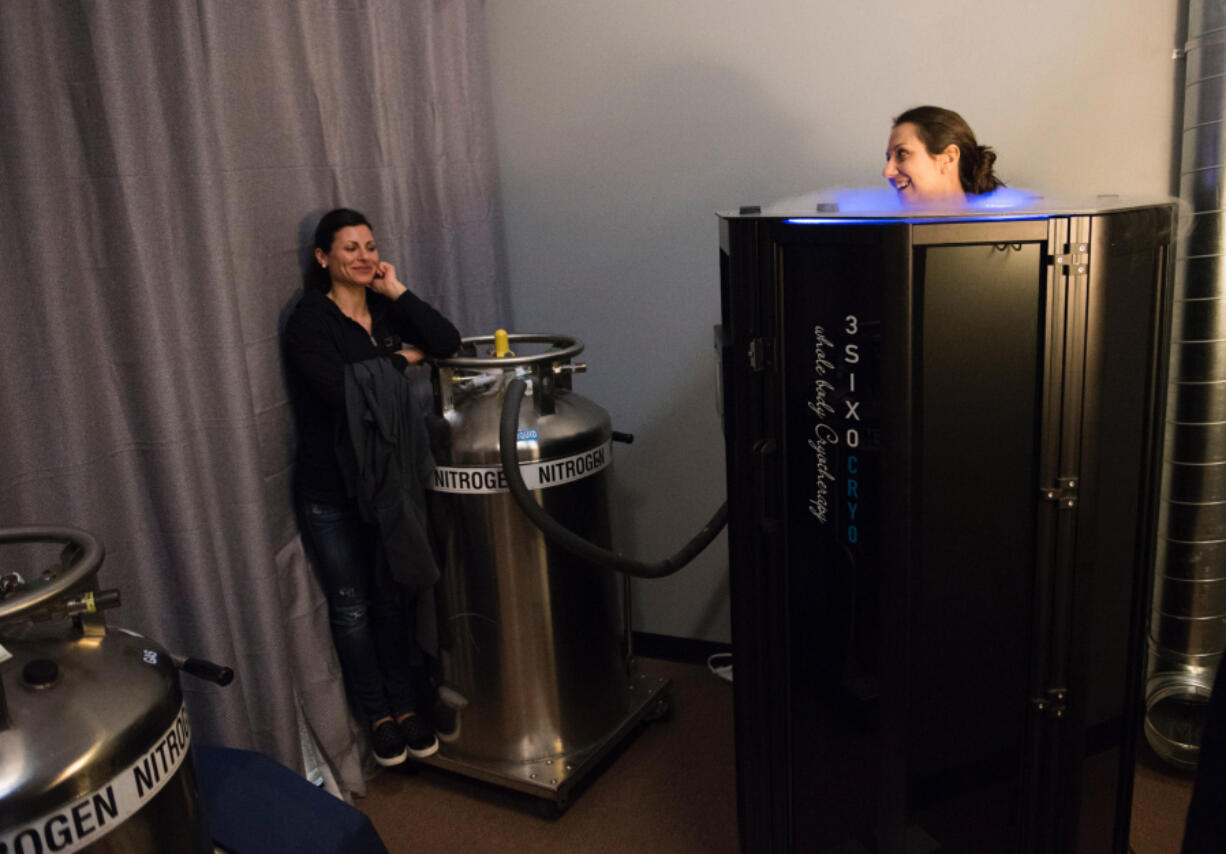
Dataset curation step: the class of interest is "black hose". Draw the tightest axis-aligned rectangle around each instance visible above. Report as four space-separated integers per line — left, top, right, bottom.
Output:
498 377 727 578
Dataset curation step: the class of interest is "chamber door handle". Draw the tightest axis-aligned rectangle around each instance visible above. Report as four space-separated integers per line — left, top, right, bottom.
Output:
752 438 779 533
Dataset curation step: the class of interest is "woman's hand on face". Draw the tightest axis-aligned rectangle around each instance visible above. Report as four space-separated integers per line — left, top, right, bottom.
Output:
396 346 426 364
369 261 408 300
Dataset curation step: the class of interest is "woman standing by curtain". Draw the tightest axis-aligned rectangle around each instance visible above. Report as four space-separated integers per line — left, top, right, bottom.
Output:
284 208 461 767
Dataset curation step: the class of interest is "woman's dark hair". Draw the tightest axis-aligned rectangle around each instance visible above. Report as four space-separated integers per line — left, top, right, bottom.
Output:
893 106 1003 195
306 208 373 292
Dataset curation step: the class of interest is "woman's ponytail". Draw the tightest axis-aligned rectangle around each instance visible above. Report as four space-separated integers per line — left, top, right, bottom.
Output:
967 144 1004 194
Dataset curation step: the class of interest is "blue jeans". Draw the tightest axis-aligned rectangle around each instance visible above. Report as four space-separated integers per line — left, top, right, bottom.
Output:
297 498 418 725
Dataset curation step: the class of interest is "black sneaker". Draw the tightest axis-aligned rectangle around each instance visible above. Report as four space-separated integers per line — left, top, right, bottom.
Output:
370 719 408 767
398 712 439 758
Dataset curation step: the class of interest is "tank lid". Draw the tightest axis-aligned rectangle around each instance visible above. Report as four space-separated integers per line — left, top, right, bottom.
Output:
0 630 184 831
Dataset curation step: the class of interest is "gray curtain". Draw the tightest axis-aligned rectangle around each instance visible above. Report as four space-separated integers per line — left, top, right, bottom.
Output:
0 0 509 798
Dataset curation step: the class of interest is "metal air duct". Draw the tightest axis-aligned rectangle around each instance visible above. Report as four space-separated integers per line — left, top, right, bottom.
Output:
1146 0 1226 769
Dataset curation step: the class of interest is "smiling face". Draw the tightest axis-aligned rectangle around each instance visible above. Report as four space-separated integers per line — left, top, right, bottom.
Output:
315 225 379 289
883 122 964 205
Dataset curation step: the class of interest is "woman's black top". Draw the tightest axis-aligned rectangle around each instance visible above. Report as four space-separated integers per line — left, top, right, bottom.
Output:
284 287 461 503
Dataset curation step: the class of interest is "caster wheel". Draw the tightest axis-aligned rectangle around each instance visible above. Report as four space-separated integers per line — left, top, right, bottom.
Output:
645 695 673 723
536 796 567 819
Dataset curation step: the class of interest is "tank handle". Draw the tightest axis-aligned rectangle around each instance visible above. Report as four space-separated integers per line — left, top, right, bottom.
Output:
175 655 235 686
111 626 237 687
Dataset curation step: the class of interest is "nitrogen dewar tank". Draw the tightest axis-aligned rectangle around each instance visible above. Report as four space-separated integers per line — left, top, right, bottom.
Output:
424 334 668 807
0 528 212 854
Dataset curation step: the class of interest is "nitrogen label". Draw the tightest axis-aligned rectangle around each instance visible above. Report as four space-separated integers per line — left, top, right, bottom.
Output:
0 703 192 854
429 440 612 494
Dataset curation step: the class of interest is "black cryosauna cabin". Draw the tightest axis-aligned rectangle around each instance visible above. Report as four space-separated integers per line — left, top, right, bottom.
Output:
716 193 1176 854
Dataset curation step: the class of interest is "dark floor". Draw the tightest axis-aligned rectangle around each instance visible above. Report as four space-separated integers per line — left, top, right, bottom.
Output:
358 658 737 854
1132 744 1196 854
357 658 1193 853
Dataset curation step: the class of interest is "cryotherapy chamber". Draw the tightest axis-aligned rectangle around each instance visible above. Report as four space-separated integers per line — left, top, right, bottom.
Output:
717 195 1175 853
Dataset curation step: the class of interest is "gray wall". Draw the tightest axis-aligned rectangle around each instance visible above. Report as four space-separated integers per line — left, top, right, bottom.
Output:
484 0 1180 642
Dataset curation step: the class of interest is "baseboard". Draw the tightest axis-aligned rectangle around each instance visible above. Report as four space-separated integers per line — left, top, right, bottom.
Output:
632 631 732 664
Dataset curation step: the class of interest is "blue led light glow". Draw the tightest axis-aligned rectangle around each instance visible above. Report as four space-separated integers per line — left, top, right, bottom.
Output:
769 185 1039 222
966 187 1041 210
828 185 1040 212
786 213 1049 226
832 187 905 212
779 185 1046 225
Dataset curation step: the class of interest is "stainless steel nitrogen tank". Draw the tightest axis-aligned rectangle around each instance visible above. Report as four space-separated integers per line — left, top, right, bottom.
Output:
425 333 668 807
0 528 211 854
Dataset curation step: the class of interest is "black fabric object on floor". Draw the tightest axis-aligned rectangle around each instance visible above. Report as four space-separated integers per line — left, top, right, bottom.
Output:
194 745 390 854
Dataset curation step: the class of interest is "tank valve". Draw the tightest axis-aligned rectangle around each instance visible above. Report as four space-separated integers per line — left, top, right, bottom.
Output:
0 588 121 626
493 329 515 358
553 362 587 376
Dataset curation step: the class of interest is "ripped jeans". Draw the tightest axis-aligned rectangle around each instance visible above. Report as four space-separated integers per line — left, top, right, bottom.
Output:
297 498 417 725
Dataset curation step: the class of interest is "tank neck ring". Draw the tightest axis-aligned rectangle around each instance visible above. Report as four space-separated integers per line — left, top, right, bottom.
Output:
435 333 584 369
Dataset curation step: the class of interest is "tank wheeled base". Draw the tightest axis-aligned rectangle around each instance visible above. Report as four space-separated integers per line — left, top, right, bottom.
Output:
418 670 672 811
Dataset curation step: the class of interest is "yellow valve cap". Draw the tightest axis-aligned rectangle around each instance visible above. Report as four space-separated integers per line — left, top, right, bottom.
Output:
494 329 514 357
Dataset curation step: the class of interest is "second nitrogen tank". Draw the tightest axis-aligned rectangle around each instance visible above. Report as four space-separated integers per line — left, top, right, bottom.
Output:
427 333 629 767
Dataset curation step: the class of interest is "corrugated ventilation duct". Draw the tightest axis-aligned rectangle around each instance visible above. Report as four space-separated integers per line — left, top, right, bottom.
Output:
1147 0 1226 770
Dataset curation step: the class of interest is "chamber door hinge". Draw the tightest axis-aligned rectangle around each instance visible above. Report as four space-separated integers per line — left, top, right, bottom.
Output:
748 338 772 372
1049 242 1090 276
1032 687 1069 718
1041 477 1078 509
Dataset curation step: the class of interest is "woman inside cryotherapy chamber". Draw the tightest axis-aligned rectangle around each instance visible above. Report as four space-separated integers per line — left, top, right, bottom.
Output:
882 105 1004 205
764 104 1034 214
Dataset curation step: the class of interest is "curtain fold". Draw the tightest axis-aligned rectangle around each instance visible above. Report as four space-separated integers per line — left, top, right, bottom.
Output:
0 0 507 799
